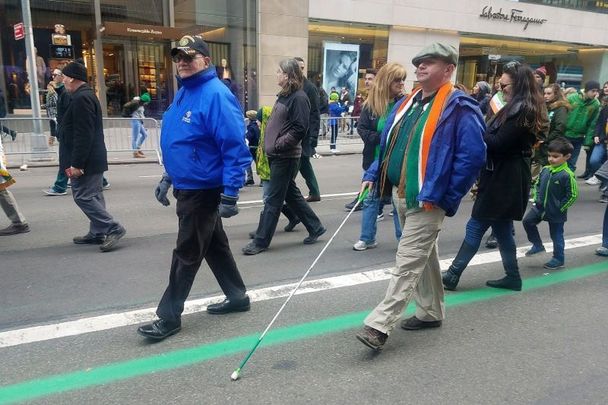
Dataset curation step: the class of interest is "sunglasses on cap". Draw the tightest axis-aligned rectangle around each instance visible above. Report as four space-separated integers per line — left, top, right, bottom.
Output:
172 52 205 63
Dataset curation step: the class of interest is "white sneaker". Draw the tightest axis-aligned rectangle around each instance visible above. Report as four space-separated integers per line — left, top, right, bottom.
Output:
330 149 340 153
586 176 600 185
312 153 322 159
376 213 384 222
353 240 378 251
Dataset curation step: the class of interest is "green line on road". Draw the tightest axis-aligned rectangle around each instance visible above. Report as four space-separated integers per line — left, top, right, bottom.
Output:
1 261 607 404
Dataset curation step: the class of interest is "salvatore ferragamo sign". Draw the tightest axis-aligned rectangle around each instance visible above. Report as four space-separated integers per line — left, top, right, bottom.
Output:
479 6 547 30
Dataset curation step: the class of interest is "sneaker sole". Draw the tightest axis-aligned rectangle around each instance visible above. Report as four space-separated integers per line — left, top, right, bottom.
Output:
543 264 564 270
353 243 377 251
356 334 383 351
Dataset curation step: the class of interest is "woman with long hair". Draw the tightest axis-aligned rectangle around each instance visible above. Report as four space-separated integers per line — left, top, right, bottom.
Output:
353 62 406 250
243 59 326 255
537 83 570 166
472 81 492 116
442 61 549 291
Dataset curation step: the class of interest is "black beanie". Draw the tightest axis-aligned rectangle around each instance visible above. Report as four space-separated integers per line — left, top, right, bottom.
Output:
62 60 87 82
584 80 600 92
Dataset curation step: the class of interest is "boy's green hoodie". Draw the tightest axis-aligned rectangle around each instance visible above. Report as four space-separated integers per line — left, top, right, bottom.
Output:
565 92 600 147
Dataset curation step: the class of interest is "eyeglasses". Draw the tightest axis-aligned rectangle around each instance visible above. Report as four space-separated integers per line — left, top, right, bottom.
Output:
52 73 62 77
172 53 204 63
498 82 512 91
393 77 405 83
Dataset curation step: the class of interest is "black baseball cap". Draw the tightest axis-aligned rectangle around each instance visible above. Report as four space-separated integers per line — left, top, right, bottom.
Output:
171 35 210 58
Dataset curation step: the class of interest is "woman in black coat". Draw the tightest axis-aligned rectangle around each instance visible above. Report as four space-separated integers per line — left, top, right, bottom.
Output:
443 62 548 291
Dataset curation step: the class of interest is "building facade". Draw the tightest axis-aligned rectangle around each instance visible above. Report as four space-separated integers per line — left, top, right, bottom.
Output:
1 0 607 116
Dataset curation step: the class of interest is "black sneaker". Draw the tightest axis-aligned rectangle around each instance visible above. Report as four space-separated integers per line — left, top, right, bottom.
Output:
284 218 300 232
303 226 326 244
73 233 105 244
486 276 522 291
400 316 442 330
0 223 30 236
99 226 126 252
441 269 460 291
356 326 388 351
242 241 267 255
485 235 498 249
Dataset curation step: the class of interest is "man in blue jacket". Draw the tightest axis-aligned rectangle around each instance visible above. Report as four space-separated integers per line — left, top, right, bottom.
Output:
138 35 252 341
356 43 486 351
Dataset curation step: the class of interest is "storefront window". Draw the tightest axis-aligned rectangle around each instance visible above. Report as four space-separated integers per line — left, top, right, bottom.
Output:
174 0 258 111
308 19 389 97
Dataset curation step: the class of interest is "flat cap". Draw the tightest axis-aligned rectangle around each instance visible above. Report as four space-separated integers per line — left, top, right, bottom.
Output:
412 43 458 67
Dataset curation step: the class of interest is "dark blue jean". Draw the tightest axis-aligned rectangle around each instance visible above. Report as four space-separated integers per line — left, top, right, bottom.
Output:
451 217 519 278
330 123 338 149
588 143 607 175
603 203 608 248
567 138 584 172
522 207 565 262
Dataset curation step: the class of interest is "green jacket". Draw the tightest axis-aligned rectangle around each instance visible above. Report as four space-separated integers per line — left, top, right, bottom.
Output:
255 106 273 181
531 162 578 223
565 92 600 146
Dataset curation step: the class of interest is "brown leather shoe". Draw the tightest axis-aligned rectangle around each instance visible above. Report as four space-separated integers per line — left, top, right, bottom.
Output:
400 316 442 330
0 223 30 236
356 326 388 351
305 195 321 202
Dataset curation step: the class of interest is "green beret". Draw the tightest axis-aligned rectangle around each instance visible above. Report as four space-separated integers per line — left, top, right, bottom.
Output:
412 43 458 67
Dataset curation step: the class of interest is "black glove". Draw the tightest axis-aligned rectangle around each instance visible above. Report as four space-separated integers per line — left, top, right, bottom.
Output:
154 174 172 206
219 193 238 218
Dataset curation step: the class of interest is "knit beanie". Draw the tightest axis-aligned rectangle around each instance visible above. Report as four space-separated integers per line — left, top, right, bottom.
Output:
534 66 547 82
62 60 87 82
585 80 601 92
246 110 257 120
140 93 151 103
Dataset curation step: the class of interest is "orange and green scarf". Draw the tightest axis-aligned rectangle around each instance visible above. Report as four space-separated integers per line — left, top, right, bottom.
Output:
382 82 454 209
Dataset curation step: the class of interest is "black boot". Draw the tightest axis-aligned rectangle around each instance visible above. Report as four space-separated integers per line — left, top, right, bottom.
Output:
442 241 478 290
486 276 522 291
488 244 522 291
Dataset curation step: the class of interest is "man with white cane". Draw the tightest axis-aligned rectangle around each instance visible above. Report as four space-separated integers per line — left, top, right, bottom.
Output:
355 43 486 351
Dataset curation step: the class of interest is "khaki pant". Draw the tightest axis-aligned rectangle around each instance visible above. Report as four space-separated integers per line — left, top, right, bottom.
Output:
364 188 446 335
0 188 27 225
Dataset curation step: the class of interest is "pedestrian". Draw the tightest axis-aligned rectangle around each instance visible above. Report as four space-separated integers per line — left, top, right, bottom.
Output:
0 136 30 235
471 81 492 116
0 87 17 142
534 66 547 89
248 106 301 239
442 61 548 292
242 59 326 256
245 109 260 186
328 92 345 152
523 137 578 269
565 81 600 176
45 69 62 146
137 35 252 341
352 62 406 251
130 93 151 158
294 57 322 202
584 93 608 187
595 196 608 256
355 43 486 351
318 84 329 138
43 69 71 196
60 59 126 252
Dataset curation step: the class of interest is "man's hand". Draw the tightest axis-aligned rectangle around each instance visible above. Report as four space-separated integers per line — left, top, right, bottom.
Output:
48 136 56 146
154 174 172 206
68 166 84 178
360 181 374 196
595 136 600 144
219 193 239 218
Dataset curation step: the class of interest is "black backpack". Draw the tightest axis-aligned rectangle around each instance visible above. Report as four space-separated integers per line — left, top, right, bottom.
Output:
121 100 139 117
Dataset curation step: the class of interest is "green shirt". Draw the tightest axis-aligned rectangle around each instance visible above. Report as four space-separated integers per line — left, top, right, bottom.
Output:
386 93 435 191
374 101 396 160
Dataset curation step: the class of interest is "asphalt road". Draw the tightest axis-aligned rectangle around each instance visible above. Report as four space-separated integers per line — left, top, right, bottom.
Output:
1 155 607 404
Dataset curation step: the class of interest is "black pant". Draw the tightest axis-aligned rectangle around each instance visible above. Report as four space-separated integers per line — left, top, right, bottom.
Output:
254 157 323 248
156 188 247 323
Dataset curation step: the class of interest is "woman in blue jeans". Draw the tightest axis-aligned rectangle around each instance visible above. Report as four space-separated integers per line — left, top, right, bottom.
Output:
352 62 406 250
442 61 548 291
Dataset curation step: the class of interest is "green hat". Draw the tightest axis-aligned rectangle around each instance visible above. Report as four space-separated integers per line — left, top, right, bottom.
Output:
329 93 339 101
412 43 458 67
140 93 151 103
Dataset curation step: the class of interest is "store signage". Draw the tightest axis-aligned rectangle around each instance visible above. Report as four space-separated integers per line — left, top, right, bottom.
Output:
479 6 547 30
14 23 25 40
488 54 501 61
103 22 183 40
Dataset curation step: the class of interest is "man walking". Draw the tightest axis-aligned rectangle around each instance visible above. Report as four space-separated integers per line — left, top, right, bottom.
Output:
137 35 252 340
565 81 600 174
294 57 322 202
355 43 486 351
61 60 126 252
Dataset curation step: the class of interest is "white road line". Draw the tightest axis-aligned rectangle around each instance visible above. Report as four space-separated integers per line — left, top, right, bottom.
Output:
0 234 601 349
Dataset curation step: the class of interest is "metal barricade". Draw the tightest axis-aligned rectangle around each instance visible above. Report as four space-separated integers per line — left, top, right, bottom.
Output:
101 117 162 164
0 116 162 167
318 115 361 144
0 117 57 167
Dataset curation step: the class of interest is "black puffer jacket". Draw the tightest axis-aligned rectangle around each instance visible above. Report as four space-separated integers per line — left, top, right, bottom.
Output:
357 106 380 170
59 83 108 174
264 89 310 159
